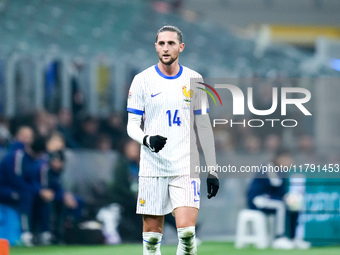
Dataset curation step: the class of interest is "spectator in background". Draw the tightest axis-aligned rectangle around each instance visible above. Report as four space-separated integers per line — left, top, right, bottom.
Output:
76 116 99 149
95 133 113 152
46 133 65 153
101 112 126 150
0 136 54 246
297 134 314 155
295 134 319 166
36 150 83 244
33 110 57 138
0 115 11 148
232 117 252 152
243 135 262 155
264 133 281 154
213 124 234 153
57 109 79 148
107 139 141 242
9 125 34 151
247 148 310 249
32 134 83 244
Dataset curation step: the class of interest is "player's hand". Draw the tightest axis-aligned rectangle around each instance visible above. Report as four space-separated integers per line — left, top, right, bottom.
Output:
63 193 78 209
207 173 219 199
143 135 167 153
40 189 55 202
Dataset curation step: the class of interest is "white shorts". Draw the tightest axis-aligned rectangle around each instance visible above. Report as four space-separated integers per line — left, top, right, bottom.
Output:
137 175 200 215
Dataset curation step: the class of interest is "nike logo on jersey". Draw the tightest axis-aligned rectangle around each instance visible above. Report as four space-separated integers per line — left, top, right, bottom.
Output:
151 92 162 97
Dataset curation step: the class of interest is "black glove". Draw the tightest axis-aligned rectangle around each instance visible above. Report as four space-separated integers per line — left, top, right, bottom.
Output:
143 135 167 153
207 173 219 199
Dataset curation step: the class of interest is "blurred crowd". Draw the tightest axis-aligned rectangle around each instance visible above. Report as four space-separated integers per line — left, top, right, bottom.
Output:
0 109 128 152
0 126 83 246
0 108 137 246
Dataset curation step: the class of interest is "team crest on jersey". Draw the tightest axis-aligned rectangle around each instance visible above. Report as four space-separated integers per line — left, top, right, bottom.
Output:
128 91 132 100
139 198 146 206
182 85 193 105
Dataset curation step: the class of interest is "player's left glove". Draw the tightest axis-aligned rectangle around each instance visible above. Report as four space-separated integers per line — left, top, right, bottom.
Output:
207 172 219 199
143 135 167 153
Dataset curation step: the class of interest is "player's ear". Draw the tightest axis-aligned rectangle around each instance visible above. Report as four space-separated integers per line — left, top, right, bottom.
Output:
179 43 185 52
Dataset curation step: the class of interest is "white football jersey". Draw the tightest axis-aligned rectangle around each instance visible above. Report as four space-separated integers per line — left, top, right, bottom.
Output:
127 64 209 177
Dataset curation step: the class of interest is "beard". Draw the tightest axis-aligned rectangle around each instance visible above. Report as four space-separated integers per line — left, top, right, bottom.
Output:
159 54 178 66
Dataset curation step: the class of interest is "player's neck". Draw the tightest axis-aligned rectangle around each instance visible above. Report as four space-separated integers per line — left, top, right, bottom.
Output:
157 62 180 77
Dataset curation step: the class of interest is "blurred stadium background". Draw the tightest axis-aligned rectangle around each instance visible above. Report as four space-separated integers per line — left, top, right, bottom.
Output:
1 0 340 253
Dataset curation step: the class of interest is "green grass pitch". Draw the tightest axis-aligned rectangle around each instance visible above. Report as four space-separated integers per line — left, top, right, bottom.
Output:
10 242 340 255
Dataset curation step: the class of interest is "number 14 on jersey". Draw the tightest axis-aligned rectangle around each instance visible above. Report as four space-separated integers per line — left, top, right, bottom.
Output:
166 110 181 127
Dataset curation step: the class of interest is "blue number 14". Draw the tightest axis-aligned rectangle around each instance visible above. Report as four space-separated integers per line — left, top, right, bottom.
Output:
191 180 200 202
166 110 181 127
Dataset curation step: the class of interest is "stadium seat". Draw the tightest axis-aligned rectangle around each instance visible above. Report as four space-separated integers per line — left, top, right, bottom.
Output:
235 209 274 249
0 204 21 246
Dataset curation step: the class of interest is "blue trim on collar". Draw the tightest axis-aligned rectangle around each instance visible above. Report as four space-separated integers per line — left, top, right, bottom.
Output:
155 64 183 79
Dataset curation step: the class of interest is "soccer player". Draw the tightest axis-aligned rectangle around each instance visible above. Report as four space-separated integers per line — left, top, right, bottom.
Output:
126 25 219 255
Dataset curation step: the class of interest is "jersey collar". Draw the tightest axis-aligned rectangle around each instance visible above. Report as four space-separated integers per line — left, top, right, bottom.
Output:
155 64 183 79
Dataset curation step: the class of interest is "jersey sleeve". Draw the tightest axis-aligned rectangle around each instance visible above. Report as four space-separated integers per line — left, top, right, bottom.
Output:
193 76 210 115
127 75 145 115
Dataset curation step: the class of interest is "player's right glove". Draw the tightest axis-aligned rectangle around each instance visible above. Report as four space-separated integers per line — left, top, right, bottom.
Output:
207 172 219 199
143 135 167 153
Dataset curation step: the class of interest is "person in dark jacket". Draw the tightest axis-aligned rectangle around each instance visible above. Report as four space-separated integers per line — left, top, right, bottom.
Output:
33 149 83 244
108 140 141 242
247 148 310 249
0 136 54 246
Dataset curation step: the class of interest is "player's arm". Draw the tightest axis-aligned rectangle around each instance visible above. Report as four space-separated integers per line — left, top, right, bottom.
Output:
1 152 41 195
195 113 220 199
127 112 167 153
